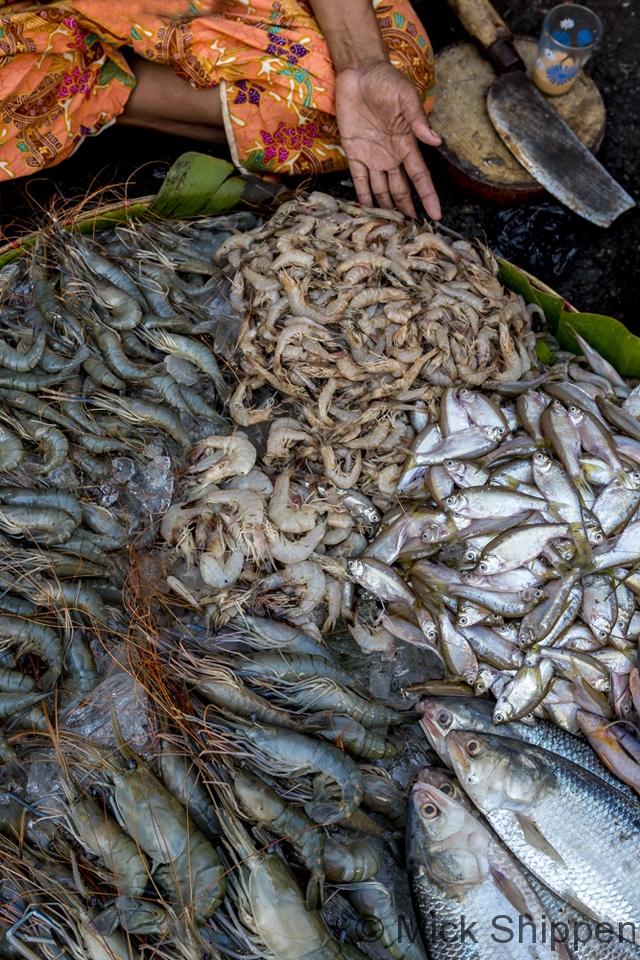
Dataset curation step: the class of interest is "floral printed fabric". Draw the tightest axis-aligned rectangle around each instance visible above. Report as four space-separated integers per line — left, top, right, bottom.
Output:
0 0 435 181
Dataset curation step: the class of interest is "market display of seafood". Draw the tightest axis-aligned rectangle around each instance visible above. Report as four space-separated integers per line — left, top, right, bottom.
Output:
0 192 637 959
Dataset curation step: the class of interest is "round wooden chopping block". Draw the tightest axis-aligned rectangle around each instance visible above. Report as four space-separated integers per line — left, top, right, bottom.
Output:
429 39 606 202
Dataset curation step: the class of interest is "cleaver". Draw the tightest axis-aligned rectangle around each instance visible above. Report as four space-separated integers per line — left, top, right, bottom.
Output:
446 0 636 227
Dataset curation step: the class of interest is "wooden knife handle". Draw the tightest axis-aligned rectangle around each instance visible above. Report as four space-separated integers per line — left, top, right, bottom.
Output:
447 0 526 73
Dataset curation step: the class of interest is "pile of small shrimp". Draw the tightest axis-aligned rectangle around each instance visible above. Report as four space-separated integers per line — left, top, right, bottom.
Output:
0 482 131 780
221 191 539 503
161 432 374 632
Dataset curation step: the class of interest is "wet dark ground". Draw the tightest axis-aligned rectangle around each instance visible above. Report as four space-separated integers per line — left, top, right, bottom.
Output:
0 0 638 330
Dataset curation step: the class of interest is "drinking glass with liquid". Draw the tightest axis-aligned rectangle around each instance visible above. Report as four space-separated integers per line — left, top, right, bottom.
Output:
533 4 603 96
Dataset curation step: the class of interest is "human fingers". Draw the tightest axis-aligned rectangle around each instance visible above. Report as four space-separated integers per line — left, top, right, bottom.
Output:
403 146 441 220
387 165 417 219
348 157 374 208
369 169 394 210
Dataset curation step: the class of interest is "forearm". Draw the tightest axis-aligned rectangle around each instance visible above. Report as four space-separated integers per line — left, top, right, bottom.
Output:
308 0 388 72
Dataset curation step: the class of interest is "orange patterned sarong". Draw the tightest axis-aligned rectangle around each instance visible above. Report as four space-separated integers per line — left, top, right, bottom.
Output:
0 0 435 182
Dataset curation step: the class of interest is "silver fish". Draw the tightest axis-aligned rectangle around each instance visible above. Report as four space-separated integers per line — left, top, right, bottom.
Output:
419 767 640 960
446 729 640 944
414 425 506 466
407 778 570 960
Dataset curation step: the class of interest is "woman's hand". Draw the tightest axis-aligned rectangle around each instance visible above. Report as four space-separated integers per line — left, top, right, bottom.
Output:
335 60 442 220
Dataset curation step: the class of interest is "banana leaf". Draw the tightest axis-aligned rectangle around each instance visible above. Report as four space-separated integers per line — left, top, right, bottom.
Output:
498 258 640 378
497 259 565 324
150 152 245 219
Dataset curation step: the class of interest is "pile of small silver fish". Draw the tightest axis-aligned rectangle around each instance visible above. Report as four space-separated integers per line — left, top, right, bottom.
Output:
0 193 639 960
222 190 539 506
352 327 640 734
411 695 640 960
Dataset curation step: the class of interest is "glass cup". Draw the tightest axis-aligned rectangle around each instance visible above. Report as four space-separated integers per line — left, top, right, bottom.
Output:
532 4 603 96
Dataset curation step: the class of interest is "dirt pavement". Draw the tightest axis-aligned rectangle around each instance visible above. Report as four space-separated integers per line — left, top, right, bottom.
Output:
1 0 637 331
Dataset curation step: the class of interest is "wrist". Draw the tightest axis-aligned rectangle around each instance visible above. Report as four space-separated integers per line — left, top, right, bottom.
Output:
335 55 390 77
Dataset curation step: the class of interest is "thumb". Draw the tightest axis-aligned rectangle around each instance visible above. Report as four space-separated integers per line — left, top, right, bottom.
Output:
412 114 442 147
403 93 442 146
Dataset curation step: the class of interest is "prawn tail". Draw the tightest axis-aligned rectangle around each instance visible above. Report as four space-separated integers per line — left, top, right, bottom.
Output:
306 875 325 911
90 904 120 937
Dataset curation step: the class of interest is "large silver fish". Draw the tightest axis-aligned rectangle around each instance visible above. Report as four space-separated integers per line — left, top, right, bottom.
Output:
407 776 571 959
446 729 640 944
421 766 640 960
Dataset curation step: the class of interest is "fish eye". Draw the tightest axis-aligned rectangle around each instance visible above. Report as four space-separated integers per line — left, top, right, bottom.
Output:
458 615 468 626
534 452 545 462
466 739 481 756
421 802 440 819
593 532 604 542
478 562 489 573
437 711 452 728
445 496 455 506
439 782 454 796
494 712 506 724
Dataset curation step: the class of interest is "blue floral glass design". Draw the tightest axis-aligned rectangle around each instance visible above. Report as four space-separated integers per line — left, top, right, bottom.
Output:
546 62 579 85
552 28 572 45
577 28 594 46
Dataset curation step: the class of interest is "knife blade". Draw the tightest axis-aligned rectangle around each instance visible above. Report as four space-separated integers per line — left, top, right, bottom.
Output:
447 0 636 227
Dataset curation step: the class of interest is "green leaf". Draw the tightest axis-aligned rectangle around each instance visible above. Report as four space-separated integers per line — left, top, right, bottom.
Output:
498 258 564 327
557 311 640 379
150 152 243 219
0 245 30 268
498 256 640 378
498 258 537 302
536 339 558 366
76 202 152 235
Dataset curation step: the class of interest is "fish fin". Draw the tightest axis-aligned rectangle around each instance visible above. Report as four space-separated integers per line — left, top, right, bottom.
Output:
561 892 601 923
514 812 566 866
489 865 532 919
